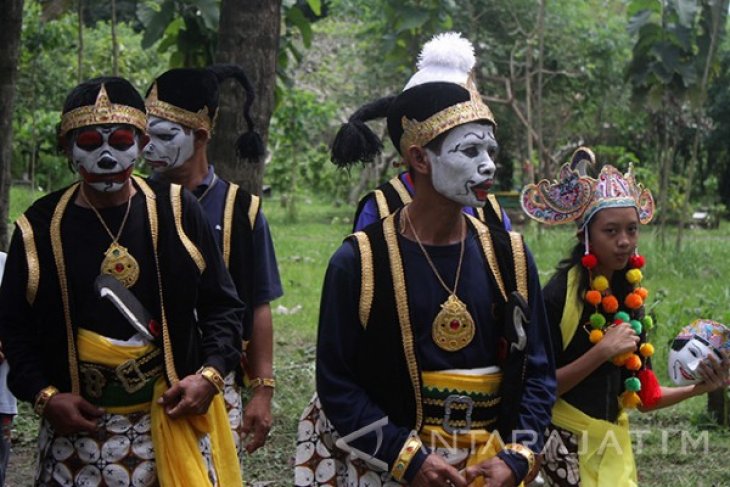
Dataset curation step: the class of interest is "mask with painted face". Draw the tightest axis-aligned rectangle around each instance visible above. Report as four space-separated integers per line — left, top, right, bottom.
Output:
426 122 497 207
144 116 195 172
668 319 730 385
71 124 141 192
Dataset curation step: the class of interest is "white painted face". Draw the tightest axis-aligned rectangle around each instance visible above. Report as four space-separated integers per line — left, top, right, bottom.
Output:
143 116 195 173
426 122 497 207
71 124 141 192
668 336 716 385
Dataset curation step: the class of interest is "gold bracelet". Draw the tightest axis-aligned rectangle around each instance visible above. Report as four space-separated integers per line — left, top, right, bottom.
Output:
249 377 276 390
391 436 423 481
33 386 60 417
197 366 224 393
503 442 536 478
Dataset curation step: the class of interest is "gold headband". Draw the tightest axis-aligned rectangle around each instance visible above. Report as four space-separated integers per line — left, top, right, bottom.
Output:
145 82 213 132
59 84 147 137
399 77 495 154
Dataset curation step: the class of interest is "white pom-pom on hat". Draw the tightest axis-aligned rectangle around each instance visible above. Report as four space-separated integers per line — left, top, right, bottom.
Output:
404 32 476 91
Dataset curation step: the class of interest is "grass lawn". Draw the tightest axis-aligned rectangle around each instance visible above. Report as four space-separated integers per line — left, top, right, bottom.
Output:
5 187 730 486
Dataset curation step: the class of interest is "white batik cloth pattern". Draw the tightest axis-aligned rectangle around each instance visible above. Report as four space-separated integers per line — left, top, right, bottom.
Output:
35 410 217 487
223 371 245 468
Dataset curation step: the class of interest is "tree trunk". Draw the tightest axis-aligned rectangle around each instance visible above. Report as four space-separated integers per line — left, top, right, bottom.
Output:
0 0 24 251
210 0 281 195
77 0 83 83
111 0 118 76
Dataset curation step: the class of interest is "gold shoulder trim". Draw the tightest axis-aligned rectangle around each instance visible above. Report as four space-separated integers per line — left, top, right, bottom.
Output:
222 183 238 269
374 189 390 219
384 213 423 430
509 231 528 301
139 179 179 384
467 215 507 302
50 183 82 394
474 207 486 223
390 176 412 206
248 194 260 230
16 215 40 305
487 194 503 222
352 232 373 329
170 184 206 273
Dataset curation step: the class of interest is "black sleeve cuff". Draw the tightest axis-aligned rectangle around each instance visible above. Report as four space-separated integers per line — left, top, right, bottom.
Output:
403 450 429 483
497 450 529 484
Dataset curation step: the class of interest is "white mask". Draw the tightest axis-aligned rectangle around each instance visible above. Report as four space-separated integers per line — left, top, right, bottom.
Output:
426 122 497 207
144 116 195 172
668 336 716 385
71 125 140 192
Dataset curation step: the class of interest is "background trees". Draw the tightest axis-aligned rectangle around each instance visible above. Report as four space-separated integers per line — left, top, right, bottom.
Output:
3 0 730 247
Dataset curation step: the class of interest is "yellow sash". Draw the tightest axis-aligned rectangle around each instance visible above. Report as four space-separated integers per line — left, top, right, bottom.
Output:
77 329 242 486
555 266 637 486
552 399 637 486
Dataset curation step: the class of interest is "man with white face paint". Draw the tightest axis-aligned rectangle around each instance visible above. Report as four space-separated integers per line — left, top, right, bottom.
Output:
296 33 555 487
0 76 245 486
144 65 283 465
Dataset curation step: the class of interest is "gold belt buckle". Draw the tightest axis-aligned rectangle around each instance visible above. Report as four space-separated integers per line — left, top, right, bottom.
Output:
443 394 474 434
116 359 147 393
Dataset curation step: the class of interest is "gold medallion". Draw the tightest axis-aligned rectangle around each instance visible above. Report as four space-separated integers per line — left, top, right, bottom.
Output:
432 294 475 352
101 242 140 288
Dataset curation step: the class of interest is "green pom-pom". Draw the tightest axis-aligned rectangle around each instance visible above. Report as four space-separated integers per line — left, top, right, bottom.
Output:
615 311 631 322
625 377 641 392
642 316 654 329
630 320 643 334
590 313 607 329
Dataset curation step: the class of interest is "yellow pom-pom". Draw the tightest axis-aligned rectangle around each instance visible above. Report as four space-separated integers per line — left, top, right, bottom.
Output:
589 329 604 344
626 269 643 284
592 275 610 292
640 343 655 358
620 390 642 409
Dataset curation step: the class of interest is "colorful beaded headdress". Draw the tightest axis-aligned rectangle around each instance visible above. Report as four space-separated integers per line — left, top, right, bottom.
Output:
330 32 495 166
59 83 147 138
672 319 730 354
520 147 655 229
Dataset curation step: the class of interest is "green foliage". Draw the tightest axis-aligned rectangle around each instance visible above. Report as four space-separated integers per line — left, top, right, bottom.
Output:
136 0 219 67
266 88 351 221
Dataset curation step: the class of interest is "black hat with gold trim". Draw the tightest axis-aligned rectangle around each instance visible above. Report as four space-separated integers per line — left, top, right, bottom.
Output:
331 32 495 167
145 64 264 160
59 76 147 143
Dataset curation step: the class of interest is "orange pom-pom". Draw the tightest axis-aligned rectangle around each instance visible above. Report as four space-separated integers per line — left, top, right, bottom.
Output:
625 354 642 371
612 351 632 366
635 287 649 300
620 390 642 409
589 329 604 344
625 292 643 310
639 343 655 358
585 290 602 306
602 295 619 314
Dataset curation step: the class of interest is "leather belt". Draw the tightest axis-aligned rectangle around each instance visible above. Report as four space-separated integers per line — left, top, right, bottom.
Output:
79 348 163 398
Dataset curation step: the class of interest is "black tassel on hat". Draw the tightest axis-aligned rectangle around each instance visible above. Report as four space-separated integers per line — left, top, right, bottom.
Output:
331 96 395 168
207 64 266 162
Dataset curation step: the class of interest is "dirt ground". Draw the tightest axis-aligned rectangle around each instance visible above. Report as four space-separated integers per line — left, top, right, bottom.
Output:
6 441 35 487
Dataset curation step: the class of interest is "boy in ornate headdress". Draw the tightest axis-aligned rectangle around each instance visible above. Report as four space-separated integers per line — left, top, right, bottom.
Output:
0 76 244 486
144 65 283 460
296 33 555 487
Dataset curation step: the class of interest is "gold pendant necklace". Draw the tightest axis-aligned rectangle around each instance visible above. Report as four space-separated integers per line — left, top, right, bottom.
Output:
80 184 139 288
402 207 475 352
